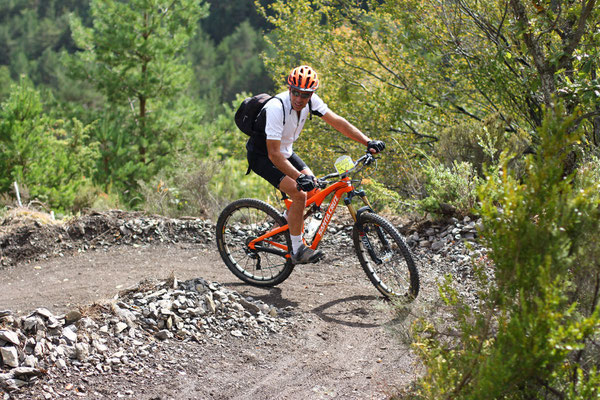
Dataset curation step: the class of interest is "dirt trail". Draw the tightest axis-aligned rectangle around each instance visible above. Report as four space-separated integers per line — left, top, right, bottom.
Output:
1 242 421 399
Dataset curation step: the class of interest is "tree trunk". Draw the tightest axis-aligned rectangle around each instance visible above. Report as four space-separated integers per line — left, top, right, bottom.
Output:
139 94 146 163
594 116 600 148
509 0 556 109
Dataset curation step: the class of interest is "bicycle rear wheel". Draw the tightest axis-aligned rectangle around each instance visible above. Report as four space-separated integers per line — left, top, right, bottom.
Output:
216 198 294 287
352 212 419 300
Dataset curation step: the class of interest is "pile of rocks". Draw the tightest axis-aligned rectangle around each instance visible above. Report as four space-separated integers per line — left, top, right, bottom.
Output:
65 213 215 247
405 216 482 252
2 208 481 268
117 276 291 342
1 210 216 266
320 215 484 264
302 215 488 288
399 216 491 311
311 215 481 251
0 277 290 393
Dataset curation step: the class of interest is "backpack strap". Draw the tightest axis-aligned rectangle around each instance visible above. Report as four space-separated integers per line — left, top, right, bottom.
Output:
273 96 285 125
309 99 313 120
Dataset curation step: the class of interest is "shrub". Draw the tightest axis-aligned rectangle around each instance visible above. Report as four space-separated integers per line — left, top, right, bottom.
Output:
416 159 480 217
434 114 529 175
359 178 402 214
72 182 121 212
139 157 216 218
208 157 280 210
412 103 600 399
0 79 101 213
140 155 278 219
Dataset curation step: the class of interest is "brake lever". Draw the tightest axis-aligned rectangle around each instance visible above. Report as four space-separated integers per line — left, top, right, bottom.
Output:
364 153 376 166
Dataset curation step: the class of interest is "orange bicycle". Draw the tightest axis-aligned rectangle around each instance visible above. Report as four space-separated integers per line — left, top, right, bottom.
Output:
216 152 419 300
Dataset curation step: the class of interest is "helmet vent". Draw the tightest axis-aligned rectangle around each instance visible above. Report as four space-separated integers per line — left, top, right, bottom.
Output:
287 65 319 91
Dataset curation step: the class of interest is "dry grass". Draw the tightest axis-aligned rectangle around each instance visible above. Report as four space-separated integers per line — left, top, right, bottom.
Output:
0 206 62 235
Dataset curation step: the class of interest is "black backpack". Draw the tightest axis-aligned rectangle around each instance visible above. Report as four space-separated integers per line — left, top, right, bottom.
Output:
234 94 285 137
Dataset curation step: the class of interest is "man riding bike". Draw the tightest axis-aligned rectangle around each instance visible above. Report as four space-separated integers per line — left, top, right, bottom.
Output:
246 65 385 264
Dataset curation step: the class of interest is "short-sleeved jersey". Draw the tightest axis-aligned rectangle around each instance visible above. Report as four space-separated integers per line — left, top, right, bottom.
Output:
263 90 329 158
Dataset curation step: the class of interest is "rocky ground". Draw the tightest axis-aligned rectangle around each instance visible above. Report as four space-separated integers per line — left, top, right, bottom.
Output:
0 208 486 399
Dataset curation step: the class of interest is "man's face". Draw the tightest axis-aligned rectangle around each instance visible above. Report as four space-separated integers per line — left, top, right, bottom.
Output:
289 87 313 111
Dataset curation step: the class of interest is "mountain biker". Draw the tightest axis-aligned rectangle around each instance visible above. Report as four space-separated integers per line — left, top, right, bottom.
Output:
246 65 385 264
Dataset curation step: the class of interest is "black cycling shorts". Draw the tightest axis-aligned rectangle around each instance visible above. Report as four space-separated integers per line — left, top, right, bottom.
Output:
247 151 308 189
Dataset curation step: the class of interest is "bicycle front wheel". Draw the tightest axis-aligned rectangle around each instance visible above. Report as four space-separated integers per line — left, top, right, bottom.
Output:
352 212 419 300
216 198 294 287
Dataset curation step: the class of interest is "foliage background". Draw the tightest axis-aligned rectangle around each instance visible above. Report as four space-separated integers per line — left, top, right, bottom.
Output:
0 0 277 214
1 1 599 397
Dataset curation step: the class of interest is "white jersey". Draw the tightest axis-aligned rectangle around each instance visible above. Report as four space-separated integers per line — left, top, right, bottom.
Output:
264 90 329 158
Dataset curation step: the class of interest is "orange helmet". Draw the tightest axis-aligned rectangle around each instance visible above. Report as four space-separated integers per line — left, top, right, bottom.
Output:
287 65 319 92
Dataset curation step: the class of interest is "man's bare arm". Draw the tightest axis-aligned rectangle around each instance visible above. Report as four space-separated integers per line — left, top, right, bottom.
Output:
266 139 302 179
321 110 371 145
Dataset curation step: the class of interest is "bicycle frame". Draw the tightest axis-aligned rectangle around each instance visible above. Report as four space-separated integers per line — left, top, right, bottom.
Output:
248 174 373 256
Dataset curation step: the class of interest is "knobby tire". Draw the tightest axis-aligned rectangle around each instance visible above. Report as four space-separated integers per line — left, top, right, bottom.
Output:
352 212 419 300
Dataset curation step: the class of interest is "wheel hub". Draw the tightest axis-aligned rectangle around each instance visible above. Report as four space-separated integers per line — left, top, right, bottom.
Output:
244 237 259 259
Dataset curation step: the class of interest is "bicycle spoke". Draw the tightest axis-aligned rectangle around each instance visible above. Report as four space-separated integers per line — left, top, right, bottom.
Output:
216 199 293 287
353 213 419 299
367 232 410 289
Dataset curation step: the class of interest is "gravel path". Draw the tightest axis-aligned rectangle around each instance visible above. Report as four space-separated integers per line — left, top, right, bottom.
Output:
0 210 484 399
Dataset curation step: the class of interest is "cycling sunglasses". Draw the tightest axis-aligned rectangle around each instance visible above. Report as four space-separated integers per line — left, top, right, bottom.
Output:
291 89 312 99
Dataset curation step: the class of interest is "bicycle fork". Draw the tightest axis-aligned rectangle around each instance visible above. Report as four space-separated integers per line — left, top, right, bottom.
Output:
345 190 391 265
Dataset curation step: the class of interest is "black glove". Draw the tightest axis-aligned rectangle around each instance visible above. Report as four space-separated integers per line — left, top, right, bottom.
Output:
296 174 317 192
367 140 385 153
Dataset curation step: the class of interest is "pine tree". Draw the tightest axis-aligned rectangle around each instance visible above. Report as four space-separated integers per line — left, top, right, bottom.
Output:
69 0 208 195
0 78 99 211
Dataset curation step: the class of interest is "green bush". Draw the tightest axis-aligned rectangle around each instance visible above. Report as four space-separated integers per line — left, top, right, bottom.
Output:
416 159 480 217
140 155 278 219
434 114 529 175
570 153 600 317
412 103 600 399
360 178 403 214
72 182 122 212
208 157 280 210
0 78 101 213
139 156 217 219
